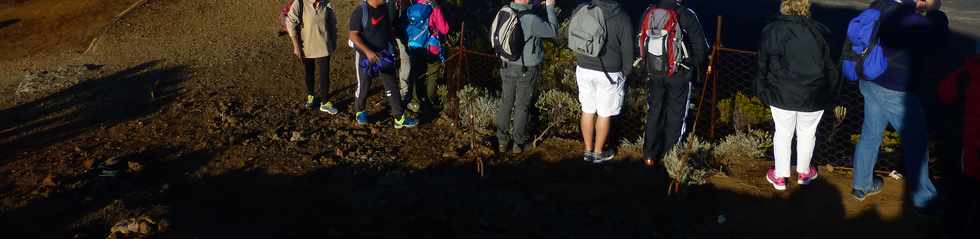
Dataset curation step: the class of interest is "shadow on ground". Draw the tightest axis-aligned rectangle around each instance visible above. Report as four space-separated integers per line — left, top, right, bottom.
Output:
0 61 188 162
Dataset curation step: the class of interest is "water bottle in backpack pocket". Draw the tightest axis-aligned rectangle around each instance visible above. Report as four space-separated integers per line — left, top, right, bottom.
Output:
639 7 688 78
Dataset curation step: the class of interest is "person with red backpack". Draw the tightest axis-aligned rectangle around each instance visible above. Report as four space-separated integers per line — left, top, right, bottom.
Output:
350 0 419 128
637 0 708 167
284 0 339 113
403 0 450 117
755 0 840 191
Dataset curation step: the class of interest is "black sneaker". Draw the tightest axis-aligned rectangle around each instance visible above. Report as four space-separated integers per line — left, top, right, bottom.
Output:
851 177 884 201
498 141 510 154
592 150 615 164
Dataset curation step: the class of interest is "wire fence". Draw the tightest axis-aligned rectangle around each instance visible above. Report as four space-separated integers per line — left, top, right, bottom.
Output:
440 19 907 171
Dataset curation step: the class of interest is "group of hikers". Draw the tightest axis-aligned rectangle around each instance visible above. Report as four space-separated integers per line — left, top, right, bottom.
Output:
282 0 978 226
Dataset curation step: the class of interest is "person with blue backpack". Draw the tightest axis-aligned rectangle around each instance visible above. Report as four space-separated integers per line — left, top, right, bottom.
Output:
755 0 839 191
349 0 419 128
845 0 946 216
403 0 450 117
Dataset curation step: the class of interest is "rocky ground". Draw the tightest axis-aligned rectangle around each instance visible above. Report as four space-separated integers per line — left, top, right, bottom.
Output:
0 0 955 238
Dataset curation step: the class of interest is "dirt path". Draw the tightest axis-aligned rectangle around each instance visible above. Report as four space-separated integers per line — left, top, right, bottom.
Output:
0 0 950 237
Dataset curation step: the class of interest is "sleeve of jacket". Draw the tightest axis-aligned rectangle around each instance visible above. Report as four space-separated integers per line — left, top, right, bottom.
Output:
620 15 635 76
327 3 338 52
429 5 450 35
679 8 708 70
523 5 558 39
755 25 774 99
286 0 302 39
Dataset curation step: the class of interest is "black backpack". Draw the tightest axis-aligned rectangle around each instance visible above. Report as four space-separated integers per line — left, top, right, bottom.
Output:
491 6 531 62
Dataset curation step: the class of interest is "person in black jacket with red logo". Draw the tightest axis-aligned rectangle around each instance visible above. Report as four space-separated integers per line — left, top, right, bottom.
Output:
754 0 840 191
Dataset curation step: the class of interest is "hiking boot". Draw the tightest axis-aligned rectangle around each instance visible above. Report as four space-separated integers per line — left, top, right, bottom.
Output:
498 141 510 154
592 150 615 164
394 115 418 129
407 101 421 113
644 158 657 168
512 144 530 155
355 111 368 126
851 177 884 201
304 95 316 109
797 166 819 185
319 101 339 115
583 151 595 163
766 168 787 191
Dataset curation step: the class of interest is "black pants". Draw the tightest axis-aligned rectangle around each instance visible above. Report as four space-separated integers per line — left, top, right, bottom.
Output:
302 57 331 99
644 71 693 160
354 51 403 117
406 48 442 110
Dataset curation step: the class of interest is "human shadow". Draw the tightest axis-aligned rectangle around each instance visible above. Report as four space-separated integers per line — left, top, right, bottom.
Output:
0 61 188 163
0 146 223 238
0 18 19 30
152 151 946 238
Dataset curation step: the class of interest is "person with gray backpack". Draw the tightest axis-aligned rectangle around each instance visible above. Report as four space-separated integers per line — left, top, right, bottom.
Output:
490 0 558 155
636 0 708 167
567 0 634 163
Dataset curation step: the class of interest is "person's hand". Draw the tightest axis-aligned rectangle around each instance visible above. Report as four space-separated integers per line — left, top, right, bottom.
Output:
545 0 555 6
293 45 303 58
365 50 380 63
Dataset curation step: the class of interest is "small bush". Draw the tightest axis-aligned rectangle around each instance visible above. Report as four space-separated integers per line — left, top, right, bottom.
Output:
714 129 773 165
457 86 499 130
851 130 901 153
535 89 581 136
663 136 717 185
619 136 645 154
717 92 771 130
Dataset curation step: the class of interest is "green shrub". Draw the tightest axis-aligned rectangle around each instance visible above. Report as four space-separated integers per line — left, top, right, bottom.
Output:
714 129 773 165
717 92 771 130
619 136 644 154
851 130 901 153
535 89 581 136
663 136 717 185
457 86 499 131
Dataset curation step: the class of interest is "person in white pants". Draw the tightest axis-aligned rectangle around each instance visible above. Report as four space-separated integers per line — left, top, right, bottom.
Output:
755 0 841 190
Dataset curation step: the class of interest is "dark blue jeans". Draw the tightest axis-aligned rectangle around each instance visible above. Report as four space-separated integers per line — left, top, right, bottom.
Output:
852 80 937 208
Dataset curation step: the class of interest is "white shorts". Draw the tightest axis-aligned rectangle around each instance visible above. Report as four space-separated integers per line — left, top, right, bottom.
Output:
576 66 626 117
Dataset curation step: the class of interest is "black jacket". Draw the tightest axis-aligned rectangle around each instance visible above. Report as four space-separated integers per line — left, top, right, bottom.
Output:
755 15 840 112
647 0 709 75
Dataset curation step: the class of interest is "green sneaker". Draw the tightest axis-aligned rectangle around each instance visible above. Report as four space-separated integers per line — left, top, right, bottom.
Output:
319 101 339 115
304 95 315 109
394 115 418 129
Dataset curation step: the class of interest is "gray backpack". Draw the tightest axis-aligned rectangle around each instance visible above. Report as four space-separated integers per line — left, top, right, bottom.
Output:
567 3 606 58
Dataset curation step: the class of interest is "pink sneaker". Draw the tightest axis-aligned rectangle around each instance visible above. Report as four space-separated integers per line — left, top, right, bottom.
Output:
766 168 786 191
797 166 819 185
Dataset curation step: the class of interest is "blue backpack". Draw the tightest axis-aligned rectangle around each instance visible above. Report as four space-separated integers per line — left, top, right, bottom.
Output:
841 7 887 81
406 3 433 49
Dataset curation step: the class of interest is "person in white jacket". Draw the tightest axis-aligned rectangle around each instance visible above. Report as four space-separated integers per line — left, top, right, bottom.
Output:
286 0 339 114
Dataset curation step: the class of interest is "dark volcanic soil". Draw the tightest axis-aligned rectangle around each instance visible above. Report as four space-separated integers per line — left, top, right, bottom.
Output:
0 0 950 238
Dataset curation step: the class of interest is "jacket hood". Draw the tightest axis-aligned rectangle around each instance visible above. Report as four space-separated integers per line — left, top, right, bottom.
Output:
656 0 679 9
592 0 623 18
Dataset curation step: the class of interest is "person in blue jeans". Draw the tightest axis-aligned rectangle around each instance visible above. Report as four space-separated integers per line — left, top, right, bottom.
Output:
850 0 945 216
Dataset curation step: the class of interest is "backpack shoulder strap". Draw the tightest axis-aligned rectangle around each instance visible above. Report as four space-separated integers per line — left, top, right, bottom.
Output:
361 1 369 29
